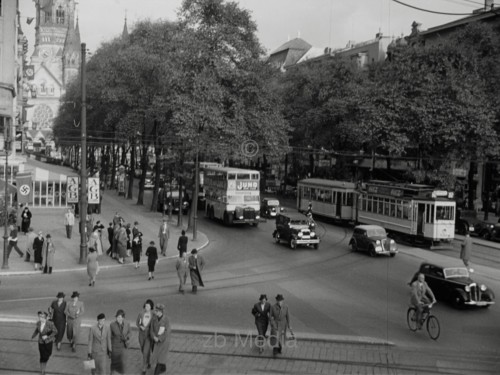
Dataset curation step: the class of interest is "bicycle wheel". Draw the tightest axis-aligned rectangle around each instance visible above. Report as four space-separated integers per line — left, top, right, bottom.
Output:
427 315 440 340
407 308 418 331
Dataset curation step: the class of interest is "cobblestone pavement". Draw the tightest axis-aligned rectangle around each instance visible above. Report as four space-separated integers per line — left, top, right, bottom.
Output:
0 320 498 375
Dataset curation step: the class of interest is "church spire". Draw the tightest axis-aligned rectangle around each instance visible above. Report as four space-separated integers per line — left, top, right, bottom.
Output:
122 14 129 43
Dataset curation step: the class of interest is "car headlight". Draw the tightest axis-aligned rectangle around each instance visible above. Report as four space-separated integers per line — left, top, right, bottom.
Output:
310 232 316 237
489 224 494 228
239 216 244 220
465 285 471 292
480 284 487 292
256 215 260 219
297 232 303 238
390 239 395 244
376 240 381 245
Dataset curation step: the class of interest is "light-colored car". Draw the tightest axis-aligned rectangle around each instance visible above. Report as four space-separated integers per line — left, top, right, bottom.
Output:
349 225 397 257
144 171 154 189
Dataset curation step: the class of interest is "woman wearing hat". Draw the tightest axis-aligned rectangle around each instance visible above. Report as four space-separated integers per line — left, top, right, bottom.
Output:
145 241 159 280
150 304 171 375
64 291 84 352
41 234 55 274
136 300 155 374
33 231 44 271
251 294 271 353
87 247 99 287
88 313 111 375
270 294 292 357
48 292 67 350
31 310 58 375
110 309 131 374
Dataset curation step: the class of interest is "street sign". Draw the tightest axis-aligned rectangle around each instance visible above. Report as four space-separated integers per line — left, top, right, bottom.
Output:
67 176 79 203
88 177 100 204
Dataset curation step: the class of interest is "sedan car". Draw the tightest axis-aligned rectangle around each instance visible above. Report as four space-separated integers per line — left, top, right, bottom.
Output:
472 221 499 240
349 225 397 257
273 212 319 249
410 262 495 308
261 198 282 219
144 171 154 189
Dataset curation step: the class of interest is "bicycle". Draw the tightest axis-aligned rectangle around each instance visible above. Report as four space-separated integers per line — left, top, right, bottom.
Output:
407 302 440 340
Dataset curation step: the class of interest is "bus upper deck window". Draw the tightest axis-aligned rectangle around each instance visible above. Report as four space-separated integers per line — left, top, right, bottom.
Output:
228 173 236 180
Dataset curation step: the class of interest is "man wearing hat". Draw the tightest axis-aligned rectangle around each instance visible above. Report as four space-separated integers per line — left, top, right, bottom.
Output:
88 313 111 375
188 249 205 294
270 294 293 357
64 291 84 352
48 292 67 350
150 304 171 374
251 294 271 353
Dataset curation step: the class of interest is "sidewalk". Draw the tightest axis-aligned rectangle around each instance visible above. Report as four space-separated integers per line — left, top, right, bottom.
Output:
0 183 209 276
0 318 498 375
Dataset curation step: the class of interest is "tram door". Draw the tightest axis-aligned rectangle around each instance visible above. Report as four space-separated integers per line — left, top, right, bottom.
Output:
417 203 425 236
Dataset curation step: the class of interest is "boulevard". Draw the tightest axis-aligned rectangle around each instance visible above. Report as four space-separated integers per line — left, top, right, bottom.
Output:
1 160 500 373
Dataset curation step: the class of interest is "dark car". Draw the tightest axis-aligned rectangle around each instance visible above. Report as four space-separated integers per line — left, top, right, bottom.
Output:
349 225 397 257
273 212 320 249
144 171 154 189
261 198 282 219
410 262 495 308
472 221 499 240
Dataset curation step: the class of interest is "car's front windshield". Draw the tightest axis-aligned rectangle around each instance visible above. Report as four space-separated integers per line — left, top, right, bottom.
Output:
444 267 469 278
266 200 280 206
290 220 308 226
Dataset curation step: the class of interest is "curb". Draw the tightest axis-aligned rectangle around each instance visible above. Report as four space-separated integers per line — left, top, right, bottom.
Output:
0 316 394 347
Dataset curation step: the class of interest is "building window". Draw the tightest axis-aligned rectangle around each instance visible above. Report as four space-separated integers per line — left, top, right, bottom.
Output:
44 10 52 23
56 6 65 24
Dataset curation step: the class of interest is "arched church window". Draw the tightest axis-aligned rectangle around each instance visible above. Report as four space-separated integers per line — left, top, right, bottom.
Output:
56 6 65 24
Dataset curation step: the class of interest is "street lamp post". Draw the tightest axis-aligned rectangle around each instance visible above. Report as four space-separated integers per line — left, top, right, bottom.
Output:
192 143 199 241
79 42 88 265
1 135 10 269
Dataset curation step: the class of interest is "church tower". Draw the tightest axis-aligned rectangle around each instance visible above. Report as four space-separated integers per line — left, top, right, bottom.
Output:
28 0 80 131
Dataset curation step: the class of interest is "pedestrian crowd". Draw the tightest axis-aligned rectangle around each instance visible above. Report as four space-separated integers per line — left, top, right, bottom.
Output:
32 291 171 375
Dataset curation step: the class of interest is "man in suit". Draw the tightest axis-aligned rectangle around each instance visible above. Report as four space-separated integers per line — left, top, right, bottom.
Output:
270 294 292 357
158 218 170 256
88 313 111 375
251 294 271 353
410 273 436 330
188 249 205 294
64 208 75 239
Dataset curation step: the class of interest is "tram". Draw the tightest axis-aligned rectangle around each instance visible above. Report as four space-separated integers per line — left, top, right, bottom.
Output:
296 178 456 244
297 179 357 222
359 180 455 244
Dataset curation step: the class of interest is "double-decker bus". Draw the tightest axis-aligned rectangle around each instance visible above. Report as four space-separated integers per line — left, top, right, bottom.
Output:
204 166 265 226
185 162 223 209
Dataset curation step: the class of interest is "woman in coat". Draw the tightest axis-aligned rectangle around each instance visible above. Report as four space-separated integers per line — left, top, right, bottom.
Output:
175 252 189 294
131 227 143 269
150 304 171 375
136 299 154 374
145 241 158 280
65 291 84 352
33 231 44 271
21 206 32 234
87 247 99 287
110 309 131 375
48 292 67 350
116 226 128 264
41 234 55 274
31 310 58 375
88 226 103 256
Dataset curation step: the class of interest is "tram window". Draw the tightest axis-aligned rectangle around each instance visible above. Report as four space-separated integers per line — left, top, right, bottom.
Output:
436 206 454 220
402 203 410 219
319 189 326 201
389 202 396 217
303 187 310 199
324 190 332 203
346 193 353 206
366 198 372 212
377 200 383 214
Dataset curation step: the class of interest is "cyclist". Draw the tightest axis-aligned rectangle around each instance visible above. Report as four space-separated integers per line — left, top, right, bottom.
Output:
410 273 436 330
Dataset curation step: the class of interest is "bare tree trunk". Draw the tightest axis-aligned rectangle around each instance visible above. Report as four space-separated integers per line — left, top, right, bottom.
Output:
127 139 136 200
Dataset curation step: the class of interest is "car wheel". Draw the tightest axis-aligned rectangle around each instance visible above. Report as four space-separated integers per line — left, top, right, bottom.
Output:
313 243 319 250
252 223 259 227
350 240 357 252
452 293 464 309
369 246 376 257
390 253 396 257
275 233 280 244
482 231 491 241
290 239 297 249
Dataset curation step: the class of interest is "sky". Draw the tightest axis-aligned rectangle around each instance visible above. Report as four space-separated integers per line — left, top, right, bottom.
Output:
18 0 483 56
